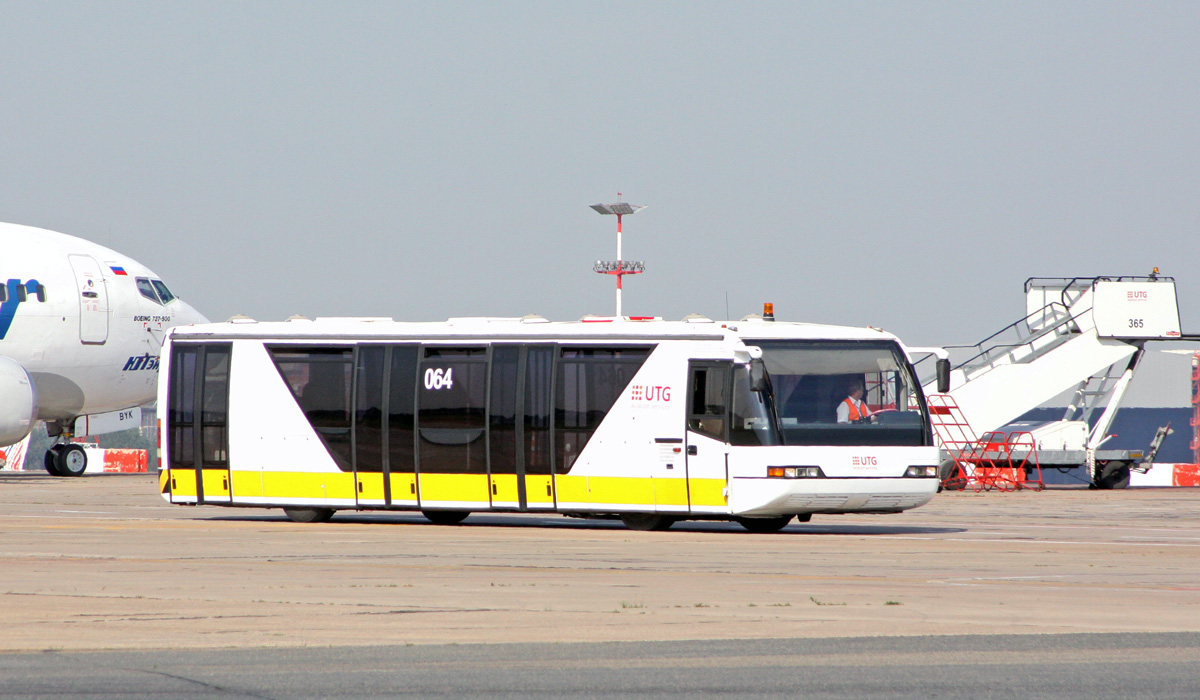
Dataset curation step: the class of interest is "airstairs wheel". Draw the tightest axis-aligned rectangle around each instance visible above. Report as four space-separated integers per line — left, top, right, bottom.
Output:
1095 461 1132 490
619 513 676 531
55 444 88 477
283 507 335 523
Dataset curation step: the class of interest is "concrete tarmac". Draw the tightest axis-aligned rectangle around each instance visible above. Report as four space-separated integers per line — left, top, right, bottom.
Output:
1 473 1198 697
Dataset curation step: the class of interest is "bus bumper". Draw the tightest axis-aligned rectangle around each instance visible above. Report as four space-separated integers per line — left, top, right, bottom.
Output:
728 476 938 517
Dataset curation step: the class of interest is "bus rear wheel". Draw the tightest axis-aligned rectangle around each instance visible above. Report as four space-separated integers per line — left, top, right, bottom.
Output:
422 510 469 525
619 513 675 531
283 507 335 523
735 515 793 533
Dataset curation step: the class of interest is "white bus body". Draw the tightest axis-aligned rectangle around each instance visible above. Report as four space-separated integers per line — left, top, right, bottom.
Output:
157 316 940 531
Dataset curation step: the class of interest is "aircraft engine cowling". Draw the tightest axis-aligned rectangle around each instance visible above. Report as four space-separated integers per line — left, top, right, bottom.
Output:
0 356 37 445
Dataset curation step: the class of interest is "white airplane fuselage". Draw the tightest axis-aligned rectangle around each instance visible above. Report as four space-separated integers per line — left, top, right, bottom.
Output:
0 223 207 447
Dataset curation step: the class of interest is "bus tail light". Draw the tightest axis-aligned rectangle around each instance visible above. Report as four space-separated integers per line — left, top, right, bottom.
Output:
767 466 823 478
905 465 939 478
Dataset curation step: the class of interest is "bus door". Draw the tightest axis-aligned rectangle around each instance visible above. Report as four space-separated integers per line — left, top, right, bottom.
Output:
522 346 556 510
167 343 232 504
416 347 491 509
684 362 731 513
353 347 387 507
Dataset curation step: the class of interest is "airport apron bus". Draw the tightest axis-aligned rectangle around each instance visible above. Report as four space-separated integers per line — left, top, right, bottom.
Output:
157 314 943 532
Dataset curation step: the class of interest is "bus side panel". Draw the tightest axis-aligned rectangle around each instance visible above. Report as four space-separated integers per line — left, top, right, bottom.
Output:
580 476 653 509
389 472 418 506
524 475 555 508
417 473 490 508
229 342 353 508
561 344 692 513
169 468 198 502
489 473 520 508
356 472 386 504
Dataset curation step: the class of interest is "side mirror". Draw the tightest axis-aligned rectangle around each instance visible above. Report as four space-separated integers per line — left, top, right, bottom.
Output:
936 358 951 394
749 359 768 392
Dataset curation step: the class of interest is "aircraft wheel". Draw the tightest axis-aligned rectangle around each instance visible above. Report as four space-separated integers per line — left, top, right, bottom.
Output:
422 510 469 525
55 445 88 477
619 513 675 531
44 447 64 476
735 515 794 533
283 507 335 523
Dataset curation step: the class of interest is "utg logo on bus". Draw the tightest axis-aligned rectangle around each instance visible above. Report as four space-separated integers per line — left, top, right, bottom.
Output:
631 384 671 406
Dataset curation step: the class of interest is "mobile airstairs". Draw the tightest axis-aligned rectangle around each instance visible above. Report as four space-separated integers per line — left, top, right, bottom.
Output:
919 275 1190 489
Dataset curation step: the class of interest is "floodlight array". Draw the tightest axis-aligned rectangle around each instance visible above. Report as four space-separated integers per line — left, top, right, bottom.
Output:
594 260 645 273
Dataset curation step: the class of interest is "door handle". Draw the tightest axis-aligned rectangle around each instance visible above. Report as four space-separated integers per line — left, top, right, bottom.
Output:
687 445 698 456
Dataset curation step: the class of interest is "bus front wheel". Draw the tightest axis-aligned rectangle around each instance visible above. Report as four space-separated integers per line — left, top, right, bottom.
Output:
283 507 335 523
735 515 793 533
620 513 675 531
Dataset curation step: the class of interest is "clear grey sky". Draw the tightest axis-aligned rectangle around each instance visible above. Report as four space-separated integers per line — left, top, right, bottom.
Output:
2 1 1199 357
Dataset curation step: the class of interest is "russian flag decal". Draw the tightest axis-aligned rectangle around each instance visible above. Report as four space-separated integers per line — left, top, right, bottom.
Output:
110 265 128 276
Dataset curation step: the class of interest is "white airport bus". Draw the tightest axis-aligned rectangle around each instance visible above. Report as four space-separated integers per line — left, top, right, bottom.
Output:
157 314 944 532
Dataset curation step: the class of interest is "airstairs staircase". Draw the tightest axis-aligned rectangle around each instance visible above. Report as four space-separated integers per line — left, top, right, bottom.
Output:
919 276 1186 486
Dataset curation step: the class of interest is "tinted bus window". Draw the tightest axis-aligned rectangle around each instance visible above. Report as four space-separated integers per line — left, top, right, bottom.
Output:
270 347 354 471
388 346 419 473
355 346 385 473
200 347 231 467
489 346 519 475
555 347 651 473
525 346 553 476
418 348 487 474
168 345 198 468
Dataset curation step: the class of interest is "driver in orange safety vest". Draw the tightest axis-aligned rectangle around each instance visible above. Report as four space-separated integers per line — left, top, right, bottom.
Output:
836 381 873 424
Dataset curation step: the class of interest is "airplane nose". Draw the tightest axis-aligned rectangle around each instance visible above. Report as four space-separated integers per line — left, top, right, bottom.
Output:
179 300 209 325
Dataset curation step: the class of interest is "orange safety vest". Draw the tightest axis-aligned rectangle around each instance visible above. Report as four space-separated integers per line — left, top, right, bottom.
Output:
842 397 870 421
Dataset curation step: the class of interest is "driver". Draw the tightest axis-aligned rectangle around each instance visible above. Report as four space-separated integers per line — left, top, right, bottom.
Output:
836 380 873 424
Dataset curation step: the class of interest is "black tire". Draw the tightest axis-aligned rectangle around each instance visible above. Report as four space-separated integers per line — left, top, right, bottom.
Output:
283 507 335 523
422 510 469 525
55 444 88 477
619 513 676 531
1096 461 1132 490
44 447 63 476
735 515 794 533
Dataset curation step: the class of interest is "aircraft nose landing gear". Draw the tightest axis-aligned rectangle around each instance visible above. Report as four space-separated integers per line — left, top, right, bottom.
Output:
44 444 89 477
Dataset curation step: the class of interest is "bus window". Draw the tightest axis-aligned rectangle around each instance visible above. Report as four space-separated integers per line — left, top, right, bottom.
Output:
200 347 230 467
168 345 199 468
489 346 520 475
355 347 386 473
555 347 651 472
388 346 419 473
418 348 487 474
524 347 553 475
270 347 354 471
745 340 929 447
687 363 729 441
730 363 780 446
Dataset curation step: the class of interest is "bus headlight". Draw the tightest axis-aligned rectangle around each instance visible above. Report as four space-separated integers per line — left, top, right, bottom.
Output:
905 465 939 478
767 466 824 478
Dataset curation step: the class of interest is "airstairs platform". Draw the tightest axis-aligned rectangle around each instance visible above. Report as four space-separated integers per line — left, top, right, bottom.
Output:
920 275 1191 489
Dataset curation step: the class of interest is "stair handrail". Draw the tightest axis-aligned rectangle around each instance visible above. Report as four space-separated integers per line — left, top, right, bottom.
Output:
929 302 1094 385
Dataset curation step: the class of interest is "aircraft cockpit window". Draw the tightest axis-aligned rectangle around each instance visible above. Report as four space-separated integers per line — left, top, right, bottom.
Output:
151 279 176 304
136 277 162 304
0 286 6 303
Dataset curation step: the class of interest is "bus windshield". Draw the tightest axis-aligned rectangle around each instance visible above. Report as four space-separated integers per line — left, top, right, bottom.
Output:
747 339 930 447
